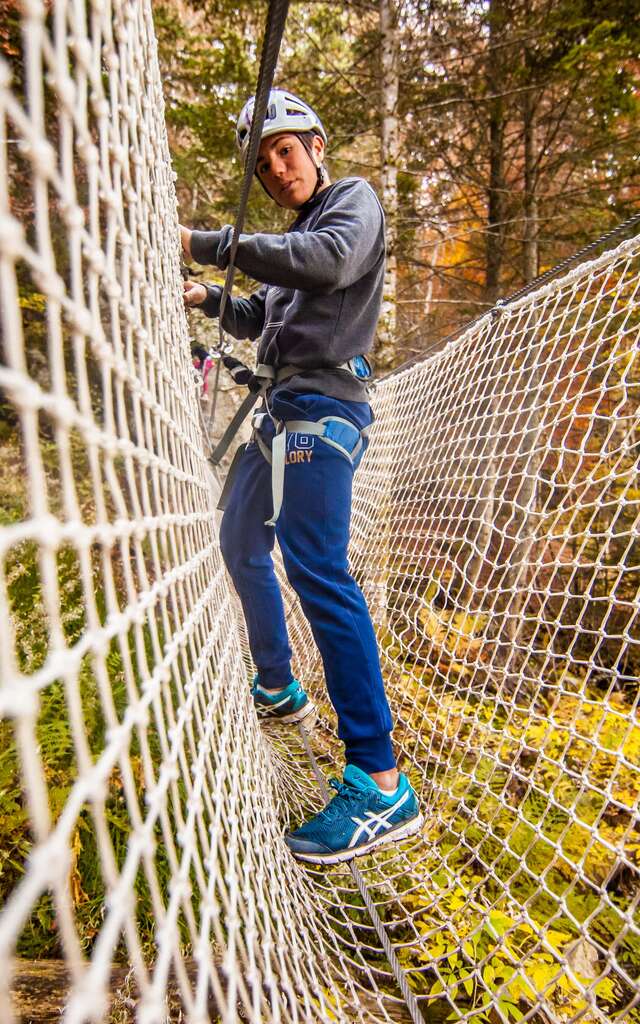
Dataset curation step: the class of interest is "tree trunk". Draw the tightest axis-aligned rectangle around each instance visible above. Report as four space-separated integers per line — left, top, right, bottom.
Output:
485 0 506 304
500 313 543 673
423 240 441 319
377 0 399 372
7 958 229 1023
522 64 539 283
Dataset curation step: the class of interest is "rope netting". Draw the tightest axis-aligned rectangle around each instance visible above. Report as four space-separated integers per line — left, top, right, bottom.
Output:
1 2 639 1023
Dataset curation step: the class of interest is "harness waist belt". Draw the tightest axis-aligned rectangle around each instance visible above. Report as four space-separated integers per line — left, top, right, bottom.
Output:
210 360 362 467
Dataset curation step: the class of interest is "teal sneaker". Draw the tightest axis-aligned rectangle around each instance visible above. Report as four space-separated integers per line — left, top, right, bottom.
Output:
251 676 316 725
285 765 423 864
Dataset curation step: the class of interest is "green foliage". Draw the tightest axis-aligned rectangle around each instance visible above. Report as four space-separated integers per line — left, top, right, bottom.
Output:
378 552 640 1019
0 434 192 960
163 0 638 354
398 682 638 1017
2 6 640 1014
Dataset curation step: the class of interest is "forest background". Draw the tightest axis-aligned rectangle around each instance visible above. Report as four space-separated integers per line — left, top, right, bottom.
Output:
0 2 639 1016
156 0 640 370
155 11 640 1009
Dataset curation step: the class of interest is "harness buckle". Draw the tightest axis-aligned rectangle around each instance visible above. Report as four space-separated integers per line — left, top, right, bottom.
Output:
346 355 373 380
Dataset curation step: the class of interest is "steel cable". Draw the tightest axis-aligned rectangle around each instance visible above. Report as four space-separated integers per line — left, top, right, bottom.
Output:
207 0 290 434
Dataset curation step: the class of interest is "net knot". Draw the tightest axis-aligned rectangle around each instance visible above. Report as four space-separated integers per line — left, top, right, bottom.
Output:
30 837 71 883
1 368 42 411
70 307 94 335
32 513 64 548
51 75 76 109
0 213 25 257
85 246 106 273
70 37 93 70
59 201 84 230
104 277 122 300
91 94 110 118
27 138 57 177
52 394 78 430
77 138 100 165
35 267 65 302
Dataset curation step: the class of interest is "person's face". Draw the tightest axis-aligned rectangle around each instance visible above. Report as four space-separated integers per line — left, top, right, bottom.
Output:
256 133 324 209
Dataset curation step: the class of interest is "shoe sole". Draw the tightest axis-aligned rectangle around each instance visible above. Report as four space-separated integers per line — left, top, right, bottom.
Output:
257 699 317 726
289 812 424 865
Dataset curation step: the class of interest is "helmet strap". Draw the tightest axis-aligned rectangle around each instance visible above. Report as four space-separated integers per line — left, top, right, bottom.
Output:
296 134 327 205
253 170 277 203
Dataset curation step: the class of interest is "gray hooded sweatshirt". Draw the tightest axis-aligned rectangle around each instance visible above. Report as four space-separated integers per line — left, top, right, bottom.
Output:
189 177 385 403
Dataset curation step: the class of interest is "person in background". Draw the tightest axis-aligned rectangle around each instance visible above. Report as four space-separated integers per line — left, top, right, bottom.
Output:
191 344 214 399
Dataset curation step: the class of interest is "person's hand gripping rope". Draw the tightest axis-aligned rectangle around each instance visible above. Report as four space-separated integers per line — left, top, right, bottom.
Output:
180 225 208 308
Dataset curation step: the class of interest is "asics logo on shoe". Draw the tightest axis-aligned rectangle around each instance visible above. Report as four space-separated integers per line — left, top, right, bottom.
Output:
348 788 411 849
285 773 423 863
256 694 293 715
251 677 316 726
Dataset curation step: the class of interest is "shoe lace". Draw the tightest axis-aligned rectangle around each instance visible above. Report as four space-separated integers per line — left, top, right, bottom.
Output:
318 778 364 822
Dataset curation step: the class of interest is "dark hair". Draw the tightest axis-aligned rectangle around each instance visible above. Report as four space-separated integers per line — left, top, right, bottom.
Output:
296 130 325 155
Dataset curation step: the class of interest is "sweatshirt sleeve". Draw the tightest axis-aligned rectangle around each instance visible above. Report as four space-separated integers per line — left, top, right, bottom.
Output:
199 284 267 341
189 181 384 294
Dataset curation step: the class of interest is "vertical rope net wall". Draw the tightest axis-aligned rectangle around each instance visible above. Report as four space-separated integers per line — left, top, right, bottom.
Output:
1 2 639 1023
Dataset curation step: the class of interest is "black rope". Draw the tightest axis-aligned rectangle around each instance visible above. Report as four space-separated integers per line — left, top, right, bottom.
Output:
381 209 640 383
216 0 290 338
504 209 640 305
207 0 290 432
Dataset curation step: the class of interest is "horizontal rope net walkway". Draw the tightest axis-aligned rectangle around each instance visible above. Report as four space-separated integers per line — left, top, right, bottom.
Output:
0 2 639 1022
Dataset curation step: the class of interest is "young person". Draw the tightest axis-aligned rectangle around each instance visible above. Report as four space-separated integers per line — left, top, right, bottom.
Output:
180 90 422 864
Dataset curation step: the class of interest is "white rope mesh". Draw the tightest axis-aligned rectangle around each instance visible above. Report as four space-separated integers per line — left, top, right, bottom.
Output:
1 3 639 1023
286 235 640 1023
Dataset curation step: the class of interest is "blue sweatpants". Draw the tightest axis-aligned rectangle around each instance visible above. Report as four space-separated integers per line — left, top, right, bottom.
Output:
219 389 394 774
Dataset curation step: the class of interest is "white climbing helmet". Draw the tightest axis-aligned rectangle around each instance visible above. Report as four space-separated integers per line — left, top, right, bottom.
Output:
235 89 327 164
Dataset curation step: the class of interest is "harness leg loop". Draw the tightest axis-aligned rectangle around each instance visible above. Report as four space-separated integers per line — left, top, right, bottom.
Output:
265 422 287 527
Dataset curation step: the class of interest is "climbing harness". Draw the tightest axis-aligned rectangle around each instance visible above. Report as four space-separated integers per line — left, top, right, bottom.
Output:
211 356 373 524
188 1 429 1017
6 0 640 1017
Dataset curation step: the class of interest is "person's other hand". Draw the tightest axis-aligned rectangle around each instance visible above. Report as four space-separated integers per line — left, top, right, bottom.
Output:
183 280 207 307
180 224 192 260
